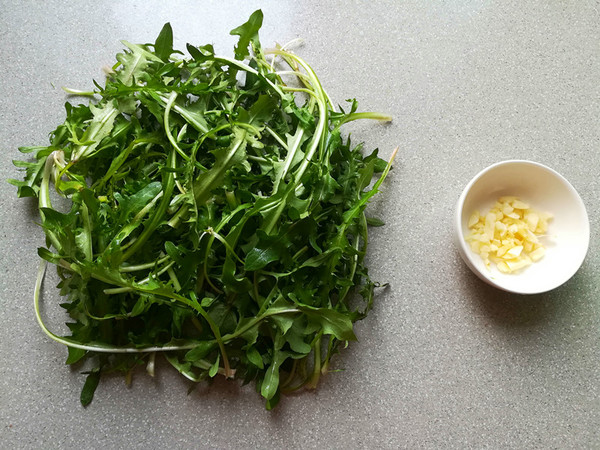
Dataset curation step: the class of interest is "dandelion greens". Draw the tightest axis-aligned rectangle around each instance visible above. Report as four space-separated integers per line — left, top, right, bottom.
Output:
9 10 395 409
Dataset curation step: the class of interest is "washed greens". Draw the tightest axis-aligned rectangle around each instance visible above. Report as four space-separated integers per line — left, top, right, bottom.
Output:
10 10 395 409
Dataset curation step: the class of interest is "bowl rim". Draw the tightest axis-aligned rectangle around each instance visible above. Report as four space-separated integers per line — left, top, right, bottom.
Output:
454 159 590 294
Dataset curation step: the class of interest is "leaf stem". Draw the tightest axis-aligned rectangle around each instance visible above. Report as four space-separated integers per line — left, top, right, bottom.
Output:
61 87 97 97
338 111 393 124
119 254 170 272
164 91 189 161
306 333 322 389
39 152 63 252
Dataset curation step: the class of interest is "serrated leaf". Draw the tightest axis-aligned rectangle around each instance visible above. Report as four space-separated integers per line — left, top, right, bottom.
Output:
115 181 162 223
186 43 214 62
284 319 312 354
299 306 357 341
72 101 120 161
270 313 294 335
230 9 263 60
8 154 46 198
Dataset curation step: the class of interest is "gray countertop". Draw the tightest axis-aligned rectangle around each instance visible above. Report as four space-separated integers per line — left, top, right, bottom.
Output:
1 1 599 449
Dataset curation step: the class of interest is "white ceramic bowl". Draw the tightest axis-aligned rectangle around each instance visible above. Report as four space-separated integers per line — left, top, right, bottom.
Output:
454 160 590 294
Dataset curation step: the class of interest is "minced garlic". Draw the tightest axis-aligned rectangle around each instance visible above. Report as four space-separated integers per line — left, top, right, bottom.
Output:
466 196 552 273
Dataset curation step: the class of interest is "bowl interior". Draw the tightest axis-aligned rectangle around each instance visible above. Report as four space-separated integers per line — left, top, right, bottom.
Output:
456 161 589 294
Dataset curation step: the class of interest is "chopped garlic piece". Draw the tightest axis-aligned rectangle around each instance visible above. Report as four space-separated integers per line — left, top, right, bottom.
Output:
465 196 552 273
529 247 545 262
496 245 509 257
497 261 511 273
525 212 539 231
502 204 514 216
484 213 496 240
507 245 523 257
468 211 480 228
506 257 532 272
512 200 530 210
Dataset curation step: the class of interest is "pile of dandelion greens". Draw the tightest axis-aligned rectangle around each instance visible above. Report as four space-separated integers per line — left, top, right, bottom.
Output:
9 10 395 409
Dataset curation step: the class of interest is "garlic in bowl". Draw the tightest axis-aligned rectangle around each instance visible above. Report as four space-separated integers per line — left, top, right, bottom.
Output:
466 196 552 273
454 160 589 294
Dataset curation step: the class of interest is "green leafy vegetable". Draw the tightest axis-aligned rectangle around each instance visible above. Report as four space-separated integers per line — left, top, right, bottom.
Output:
11 10 395 409
80 369 101 406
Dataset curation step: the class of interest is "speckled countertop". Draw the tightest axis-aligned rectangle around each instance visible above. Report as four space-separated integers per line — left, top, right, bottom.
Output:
1 1 599 449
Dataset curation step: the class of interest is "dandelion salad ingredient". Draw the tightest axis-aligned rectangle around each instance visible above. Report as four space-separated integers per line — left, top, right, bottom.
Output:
9 10 395 409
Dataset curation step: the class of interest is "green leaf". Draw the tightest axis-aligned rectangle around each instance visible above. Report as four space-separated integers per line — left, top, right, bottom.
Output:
284 319 312 354
244 227 293 271
270 313 294 335
192 134 247 205
164 354 200 382
80 369 101 406
37 247 63 264
209 354 220 378
72 101 120 161
154 23 173 62
220 254 253 295
186 43 214 62
66 347 86 365
260 333 288 400
287 103 315 130
207 302 238 334
244 246 279 271
117 41 163 86
200 296 216 308
8 155 46 198
298 249 337 269
185 341 216 362
265 389 280 410
246 346 264 369
299 306 357 341
230 9 263 60
115 181 162 223
246 94 277 127
79 188 100 214
234 317 260 345
373 156 388 173
366 217 385 227
130 295 151 317
156 92 210 133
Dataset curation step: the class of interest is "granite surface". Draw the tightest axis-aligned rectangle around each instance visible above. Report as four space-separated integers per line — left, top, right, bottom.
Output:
1 1 598 449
